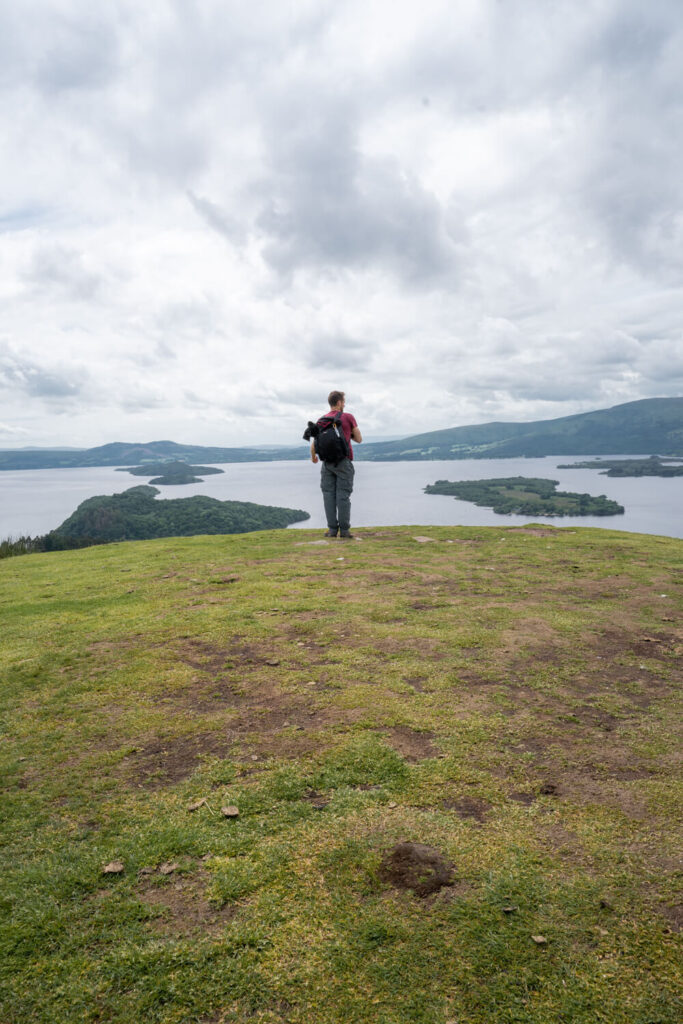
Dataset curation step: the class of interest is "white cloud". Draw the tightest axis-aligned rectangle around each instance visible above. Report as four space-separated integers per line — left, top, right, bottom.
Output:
0 0 682 448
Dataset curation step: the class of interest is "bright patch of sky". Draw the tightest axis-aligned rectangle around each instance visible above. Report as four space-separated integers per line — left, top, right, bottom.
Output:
1 0 682 447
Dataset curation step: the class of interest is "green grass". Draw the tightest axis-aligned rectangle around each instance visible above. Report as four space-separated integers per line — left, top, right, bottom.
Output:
1 525 681 1023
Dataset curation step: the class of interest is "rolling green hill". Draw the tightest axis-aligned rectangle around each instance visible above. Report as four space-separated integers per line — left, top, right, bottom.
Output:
1 397 682 470
1 525 681 1023
360 397 683 460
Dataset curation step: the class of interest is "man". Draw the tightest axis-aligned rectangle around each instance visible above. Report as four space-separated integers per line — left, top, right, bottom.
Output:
310 390 362 538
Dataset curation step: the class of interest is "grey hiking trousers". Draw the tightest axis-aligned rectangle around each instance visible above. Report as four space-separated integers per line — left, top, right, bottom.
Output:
320 458 355 533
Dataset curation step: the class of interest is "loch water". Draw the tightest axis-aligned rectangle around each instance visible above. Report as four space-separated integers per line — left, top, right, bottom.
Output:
1 456 682 541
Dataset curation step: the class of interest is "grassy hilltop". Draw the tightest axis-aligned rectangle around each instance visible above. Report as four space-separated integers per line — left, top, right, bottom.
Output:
1 526 681 1023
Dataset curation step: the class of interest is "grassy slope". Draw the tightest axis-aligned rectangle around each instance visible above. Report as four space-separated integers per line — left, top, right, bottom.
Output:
1 526 681 1024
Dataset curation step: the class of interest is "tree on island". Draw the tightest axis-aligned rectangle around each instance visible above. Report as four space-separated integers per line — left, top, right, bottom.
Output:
425 477 624 517
1 486 310 560
116 461 225 485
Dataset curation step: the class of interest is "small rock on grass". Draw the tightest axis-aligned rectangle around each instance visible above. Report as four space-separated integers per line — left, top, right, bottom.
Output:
221 805 239 818
187 798 208 812
102 861 124 875
159 861 179 875
531 934 547 944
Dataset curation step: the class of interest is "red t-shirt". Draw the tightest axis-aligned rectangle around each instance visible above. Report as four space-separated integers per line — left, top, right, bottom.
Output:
320 410 358 460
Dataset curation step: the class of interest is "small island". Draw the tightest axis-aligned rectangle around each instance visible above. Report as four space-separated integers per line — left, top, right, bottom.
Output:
557 456 683 477
116 460 225 485
52 485 309 543
425 477 624 517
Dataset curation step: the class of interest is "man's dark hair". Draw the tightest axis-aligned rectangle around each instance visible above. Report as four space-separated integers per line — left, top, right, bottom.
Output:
328 390 345 407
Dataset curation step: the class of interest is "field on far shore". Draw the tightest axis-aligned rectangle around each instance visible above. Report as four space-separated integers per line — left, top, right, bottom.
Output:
1 524 681 1023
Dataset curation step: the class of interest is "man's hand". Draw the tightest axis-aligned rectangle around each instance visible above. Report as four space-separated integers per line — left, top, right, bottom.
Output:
311 453 319 463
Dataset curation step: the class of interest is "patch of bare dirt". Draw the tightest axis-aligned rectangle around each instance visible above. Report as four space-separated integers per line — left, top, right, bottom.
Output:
124 733 234 786
383 726 439 761
519 764 658 822
508 791 536 805
536 823 589 864
441 796 490 822
378 842 454 896
595 628 681 663
138 869 235 936
174 637 264 675
86 636 146 654
508 528 562 537
658 903 683 933
403 676 426 691
370 636 448 659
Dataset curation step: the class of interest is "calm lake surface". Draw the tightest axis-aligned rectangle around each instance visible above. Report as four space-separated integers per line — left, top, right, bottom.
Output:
1 457 682 540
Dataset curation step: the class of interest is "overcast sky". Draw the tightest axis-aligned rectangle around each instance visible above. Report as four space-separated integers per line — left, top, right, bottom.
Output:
1 0 682 448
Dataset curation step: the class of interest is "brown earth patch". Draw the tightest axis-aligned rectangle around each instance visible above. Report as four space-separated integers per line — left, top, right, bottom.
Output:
403 676 426 692
378 842 454 897
508 528 562 537
659 903 683 933
174 637 265 675
594 628 680 662
123 732 234 787
86 636 145 654
370 636 448 660
383 725 439 761
536 824 588 863
524 766 656 821
123 687 368 782
441 795 490 822
138 869 235 936
455 671 500 689
508 791 536 805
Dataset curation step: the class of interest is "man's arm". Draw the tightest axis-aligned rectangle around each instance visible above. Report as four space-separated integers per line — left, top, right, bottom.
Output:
351 425 362 443
310 440 318 463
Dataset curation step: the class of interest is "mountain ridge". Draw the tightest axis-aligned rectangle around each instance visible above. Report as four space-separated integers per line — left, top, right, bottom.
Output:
1 397 681 469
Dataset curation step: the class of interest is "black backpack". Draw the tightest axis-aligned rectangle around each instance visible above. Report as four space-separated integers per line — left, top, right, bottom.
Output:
303 413 349 465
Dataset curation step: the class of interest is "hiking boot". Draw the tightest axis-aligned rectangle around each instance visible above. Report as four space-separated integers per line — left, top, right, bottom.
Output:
324 529 338 537
339 531 354 539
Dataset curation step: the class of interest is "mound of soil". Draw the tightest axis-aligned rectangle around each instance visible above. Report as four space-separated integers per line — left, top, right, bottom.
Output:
379 842 454 897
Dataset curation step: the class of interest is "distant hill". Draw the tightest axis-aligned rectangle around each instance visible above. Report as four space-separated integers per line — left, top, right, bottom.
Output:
1 397 681 470
358 397 683 460
0 440 298 471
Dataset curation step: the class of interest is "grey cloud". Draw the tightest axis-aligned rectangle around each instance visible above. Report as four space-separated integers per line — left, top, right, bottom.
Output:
187 191 245 245
182 390 212 408
154 299 222 340
24 245 102 301
0 350 85 398
306 334 369 372
34 13 121 93
576 5 683 277
0 205 49 233
270 386 333 408
0 4 121 93
118 390 167 412
254 92 461 285
0 421 30 437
